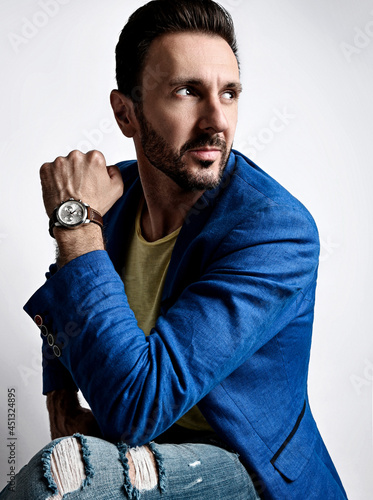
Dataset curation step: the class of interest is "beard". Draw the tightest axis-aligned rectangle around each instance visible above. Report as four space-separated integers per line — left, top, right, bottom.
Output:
136 107 231 192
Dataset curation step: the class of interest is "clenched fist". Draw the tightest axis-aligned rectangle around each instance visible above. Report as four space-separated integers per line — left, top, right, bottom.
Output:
39 150 124 218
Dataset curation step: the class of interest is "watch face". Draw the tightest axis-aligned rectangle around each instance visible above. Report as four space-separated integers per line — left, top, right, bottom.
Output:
56 201 87 227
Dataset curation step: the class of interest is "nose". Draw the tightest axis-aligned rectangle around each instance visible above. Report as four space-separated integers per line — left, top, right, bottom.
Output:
198 97 229 135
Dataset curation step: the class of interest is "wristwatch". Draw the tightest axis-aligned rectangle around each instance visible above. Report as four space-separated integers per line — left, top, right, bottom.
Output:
49 198 103 238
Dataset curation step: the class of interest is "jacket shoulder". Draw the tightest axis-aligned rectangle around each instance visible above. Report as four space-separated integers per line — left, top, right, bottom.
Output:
232 151 314 216
116 159 139 181
218 151 319 242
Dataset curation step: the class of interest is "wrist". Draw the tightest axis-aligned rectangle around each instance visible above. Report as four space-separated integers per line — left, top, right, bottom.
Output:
46 388 80 413
54 223 105 267
49 198 104 239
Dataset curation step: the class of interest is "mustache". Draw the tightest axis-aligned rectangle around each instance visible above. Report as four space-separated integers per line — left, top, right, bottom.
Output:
179 135 227 156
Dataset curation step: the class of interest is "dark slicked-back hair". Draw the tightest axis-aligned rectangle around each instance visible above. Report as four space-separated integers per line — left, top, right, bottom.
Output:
115 0 239 101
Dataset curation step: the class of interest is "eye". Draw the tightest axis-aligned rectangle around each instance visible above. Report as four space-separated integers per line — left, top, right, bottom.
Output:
175 87 194 96
221 90 236 100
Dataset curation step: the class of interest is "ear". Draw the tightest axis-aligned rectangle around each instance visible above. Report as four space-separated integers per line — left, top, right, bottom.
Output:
110 90 138 138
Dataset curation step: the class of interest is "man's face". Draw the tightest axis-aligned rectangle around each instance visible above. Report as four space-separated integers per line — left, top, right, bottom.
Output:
134 32 241 191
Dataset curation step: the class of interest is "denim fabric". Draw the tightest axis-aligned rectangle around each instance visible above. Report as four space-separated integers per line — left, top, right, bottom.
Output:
0 435 259 500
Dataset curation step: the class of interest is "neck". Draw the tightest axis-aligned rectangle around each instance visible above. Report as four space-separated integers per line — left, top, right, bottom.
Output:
137 157 204 242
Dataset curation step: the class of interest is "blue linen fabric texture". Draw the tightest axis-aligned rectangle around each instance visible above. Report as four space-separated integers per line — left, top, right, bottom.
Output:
23 150 347 499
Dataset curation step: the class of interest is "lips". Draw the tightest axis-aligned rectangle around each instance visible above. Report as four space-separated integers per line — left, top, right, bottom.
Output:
188 149 221 161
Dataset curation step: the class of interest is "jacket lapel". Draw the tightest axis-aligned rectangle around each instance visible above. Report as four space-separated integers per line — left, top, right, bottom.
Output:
104 161 143 273
161 151 237 309
104 152 237 309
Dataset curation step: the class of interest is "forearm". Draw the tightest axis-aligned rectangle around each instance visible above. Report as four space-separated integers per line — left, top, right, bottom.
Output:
46 388 80 438
46 388 102 439
34 150 122 437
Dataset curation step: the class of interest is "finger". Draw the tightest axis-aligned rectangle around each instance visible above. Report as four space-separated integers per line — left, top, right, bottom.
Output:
107 165 124 199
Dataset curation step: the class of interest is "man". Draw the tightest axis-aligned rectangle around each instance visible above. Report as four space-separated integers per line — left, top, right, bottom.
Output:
0 1 346 498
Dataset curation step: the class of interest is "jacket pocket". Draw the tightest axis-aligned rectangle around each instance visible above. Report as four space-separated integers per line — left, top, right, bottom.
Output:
270 400 317 481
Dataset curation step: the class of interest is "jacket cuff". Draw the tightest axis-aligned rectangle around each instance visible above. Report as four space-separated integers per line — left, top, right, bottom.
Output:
24 255 103 394
42 344 78 395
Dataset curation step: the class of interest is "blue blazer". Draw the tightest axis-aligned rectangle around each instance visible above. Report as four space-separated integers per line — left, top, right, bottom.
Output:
24 151 347 499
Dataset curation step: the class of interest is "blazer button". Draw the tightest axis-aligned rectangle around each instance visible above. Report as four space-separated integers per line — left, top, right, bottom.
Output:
34 315 43 326
53 345 61 358
47 333 55 347
40 325 48 337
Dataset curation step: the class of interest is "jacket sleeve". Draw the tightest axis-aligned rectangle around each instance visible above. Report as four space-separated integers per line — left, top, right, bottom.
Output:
24 204 319 445
38 263 78 394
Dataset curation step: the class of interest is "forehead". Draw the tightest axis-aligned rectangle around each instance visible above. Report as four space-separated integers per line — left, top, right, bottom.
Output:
143 32 240 86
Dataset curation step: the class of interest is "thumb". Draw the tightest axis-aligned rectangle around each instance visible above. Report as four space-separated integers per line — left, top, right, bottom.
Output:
107 164 124 191
107 164 122 181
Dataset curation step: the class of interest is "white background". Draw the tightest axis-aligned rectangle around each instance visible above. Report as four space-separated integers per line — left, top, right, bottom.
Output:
0 0 372 497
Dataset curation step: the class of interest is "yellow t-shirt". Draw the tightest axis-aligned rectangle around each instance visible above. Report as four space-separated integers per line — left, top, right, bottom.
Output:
121 197 212 431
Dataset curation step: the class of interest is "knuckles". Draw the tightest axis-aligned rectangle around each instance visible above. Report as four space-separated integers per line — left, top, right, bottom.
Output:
86 150 106 165
39 162 52 180
67 149 83 159
40 150 106 178
66 149 106 168
67 149 86 163
39 149 118 215
54 156 67 168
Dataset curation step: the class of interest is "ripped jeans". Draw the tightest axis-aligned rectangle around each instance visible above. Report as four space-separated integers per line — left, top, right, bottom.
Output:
0 429 260 499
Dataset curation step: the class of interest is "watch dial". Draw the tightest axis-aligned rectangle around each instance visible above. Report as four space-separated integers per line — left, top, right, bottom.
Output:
58 202 86 226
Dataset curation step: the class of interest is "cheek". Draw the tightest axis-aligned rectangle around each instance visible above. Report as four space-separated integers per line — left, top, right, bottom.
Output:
150 107 193 145
227 114 238 143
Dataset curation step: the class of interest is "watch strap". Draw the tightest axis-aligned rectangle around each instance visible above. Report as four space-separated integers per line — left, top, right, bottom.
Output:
86 207 104 228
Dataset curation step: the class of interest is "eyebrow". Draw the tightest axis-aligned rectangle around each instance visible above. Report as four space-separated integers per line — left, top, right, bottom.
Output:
169 78 243 94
